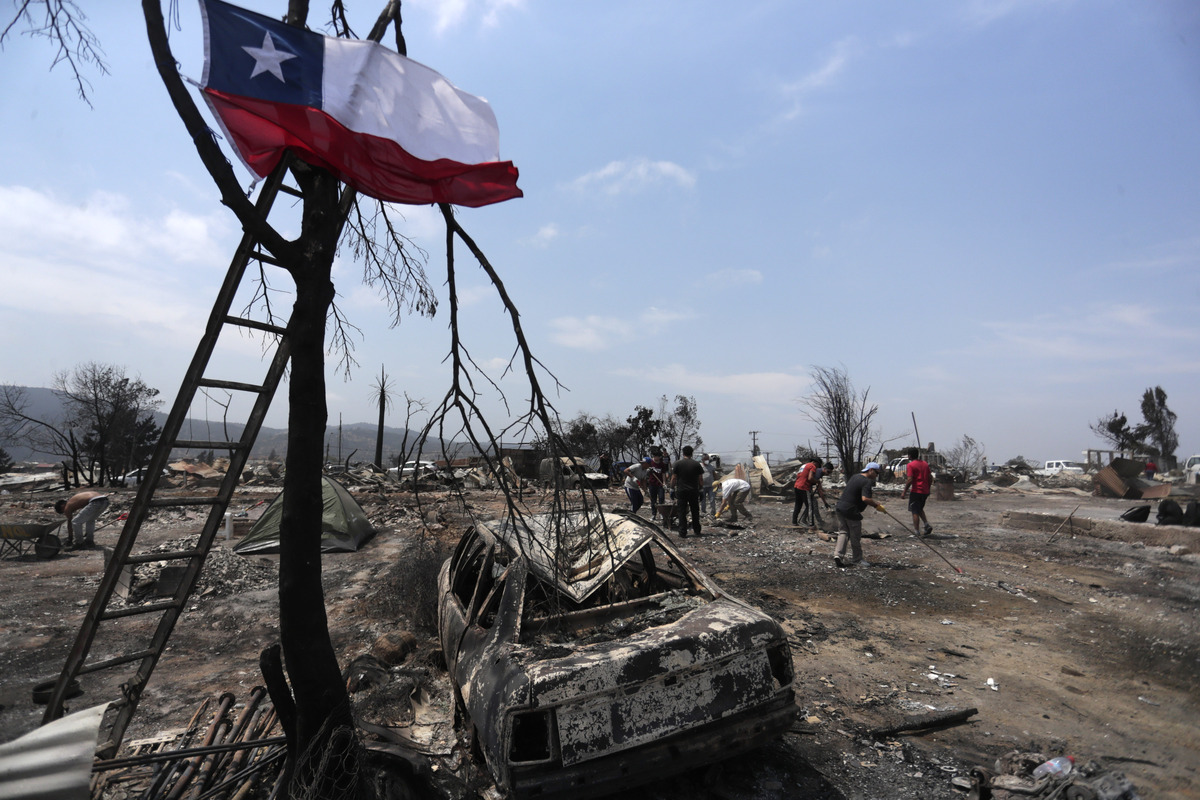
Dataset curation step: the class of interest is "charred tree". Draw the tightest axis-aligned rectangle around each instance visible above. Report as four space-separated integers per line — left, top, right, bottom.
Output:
142 2 406 796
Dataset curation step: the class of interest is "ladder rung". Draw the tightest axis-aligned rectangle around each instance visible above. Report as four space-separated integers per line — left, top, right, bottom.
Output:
148 496 225 508
100 599 182 621
277 183 303 198
196 379 268 394
224 315 287 336
80 649 159 674
170 439 246 451
250 249 283 266
125 549 204 565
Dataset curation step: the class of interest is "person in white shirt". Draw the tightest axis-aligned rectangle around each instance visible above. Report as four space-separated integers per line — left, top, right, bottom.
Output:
716 477 753 522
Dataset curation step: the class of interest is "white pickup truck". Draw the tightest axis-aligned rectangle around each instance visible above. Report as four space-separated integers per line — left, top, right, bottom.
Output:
1035 460 1087 476
1184 455 1200 484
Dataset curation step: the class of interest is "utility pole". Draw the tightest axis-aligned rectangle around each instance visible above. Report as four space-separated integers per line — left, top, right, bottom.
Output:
749 430 760 458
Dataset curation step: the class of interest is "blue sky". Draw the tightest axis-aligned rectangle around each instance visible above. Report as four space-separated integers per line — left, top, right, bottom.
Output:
2 0 1198 466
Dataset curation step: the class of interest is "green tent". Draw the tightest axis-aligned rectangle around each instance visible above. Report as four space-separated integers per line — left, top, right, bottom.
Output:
233 476 376 555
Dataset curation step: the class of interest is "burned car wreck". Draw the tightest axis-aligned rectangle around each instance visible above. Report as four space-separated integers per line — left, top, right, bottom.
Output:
438 510 796 798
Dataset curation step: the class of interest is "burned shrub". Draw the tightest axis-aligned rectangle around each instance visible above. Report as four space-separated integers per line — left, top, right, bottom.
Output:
378 538 449 633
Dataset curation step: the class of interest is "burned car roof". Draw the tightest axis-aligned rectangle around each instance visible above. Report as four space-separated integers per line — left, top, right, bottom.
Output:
438 510 796 799
476 511 659 605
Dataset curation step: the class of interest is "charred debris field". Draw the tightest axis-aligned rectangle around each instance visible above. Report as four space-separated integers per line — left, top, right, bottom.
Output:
1 479 1197 800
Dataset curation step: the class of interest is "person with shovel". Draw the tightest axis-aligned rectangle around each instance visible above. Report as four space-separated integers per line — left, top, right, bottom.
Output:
901 446 934 537
833 462 885 568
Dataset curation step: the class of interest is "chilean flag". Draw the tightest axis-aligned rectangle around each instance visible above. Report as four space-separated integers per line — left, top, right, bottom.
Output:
199 0 521 207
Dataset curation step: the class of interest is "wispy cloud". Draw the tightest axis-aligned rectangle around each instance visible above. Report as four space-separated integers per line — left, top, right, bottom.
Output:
704 268 763 287
570 158 697 196
960 0 1071 28
639 306 693 329
778 37 860 121
455 285 495 307
0 186 285 358
524 223 560 249
549 307 695 351
413 0 524 34
1097 236 1200 275
0 185 228 270
612 364 810 405
951 304 1200 382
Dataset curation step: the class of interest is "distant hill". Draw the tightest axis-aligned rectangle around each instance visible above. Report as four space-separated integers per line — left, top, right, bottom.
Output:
1 386 452 466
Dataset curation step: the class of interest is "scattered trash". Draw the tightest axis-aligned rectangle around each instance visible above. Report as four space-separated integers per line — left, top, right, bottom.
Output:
1032 754 1074 778
985 678 999 691
963 751 1142 800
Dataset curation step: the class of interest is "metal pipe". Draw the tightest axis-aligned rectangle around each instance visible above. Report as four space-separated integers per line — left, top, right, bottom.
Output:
165 692 236 800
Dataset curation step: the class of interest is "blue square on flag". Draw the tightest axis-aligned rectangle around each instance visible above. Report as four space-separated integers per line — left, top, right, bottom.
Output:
203 0 323 108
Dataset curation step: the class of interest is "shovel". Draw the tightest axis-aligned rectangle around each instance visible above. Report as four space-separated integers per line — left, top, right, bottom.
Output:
878 506 964 574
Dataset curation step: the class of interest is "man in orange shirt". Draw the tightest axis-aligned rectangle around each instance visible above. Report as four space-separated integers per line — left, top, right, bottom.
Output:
901 447 934 537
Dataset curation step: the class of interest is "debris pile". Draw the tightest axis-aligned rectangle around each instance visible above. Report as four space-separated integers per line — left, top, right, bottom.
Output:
956 750 1142 799
107 538 277 606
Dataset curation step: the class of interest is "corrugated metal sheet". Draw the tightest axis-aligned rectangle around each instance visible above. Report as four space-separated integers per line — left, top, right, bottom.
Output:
0 703 108 800
1095 466 1131 498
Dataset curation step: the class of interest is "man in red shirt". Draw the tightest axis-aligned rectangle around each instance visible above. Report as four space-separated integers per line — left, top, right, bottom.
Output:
792 458 826 527
901 447 934 536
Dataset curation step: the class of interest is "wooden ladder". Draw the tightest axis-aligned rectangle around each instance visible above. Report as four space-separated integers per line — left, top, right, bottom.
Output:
41 162 309 756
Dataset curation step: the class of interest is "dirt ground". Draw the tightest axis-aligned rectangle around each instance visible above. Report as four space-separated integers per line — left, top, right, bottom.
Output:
1 478 1198 799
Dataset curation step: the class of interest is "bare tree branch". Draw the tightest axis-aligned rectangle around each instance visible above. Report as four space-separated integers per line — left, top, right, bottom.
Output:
3 0 109 106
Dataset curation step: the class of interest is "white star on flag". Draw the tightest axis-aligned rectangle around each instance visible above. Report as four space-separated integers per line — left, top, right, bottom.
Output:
243 32 295 81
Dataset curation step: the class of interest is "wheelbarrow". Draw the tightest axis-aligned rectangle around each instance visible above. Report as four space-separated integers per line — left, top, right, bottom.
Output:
0 522 65 560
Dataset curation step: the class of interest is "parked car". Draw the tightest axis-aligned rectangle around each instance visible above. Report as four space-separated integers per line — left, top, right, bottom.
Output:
1035 460 1086 476
538 456 609 489
115 468 167 487
438 511 796 799
387 460 437 480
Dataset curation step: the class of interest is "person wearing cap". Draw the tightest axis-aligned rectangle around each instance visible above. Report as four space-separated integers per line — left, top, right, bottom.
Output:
622 459 649 514
832 462 886 567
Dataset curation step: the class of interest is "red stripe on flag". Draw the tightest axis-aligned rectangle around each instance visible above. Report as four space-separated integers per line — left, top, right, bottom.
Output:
204 90 522 207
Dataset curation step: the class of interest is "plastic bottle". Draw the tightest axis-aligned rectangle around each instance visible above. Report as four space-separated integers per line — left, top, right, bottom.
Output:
1032 755 1074 779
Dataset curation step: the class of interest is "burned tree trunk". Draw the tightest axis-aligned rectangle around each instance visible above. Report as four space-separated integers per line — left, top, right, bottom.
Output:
142 4 377 796
275 169 361 795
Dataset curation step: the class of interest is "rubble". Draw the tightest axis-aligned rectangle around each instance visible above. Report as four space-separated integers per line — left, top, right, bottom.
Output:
107 537 277 606
959 750 1143 799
